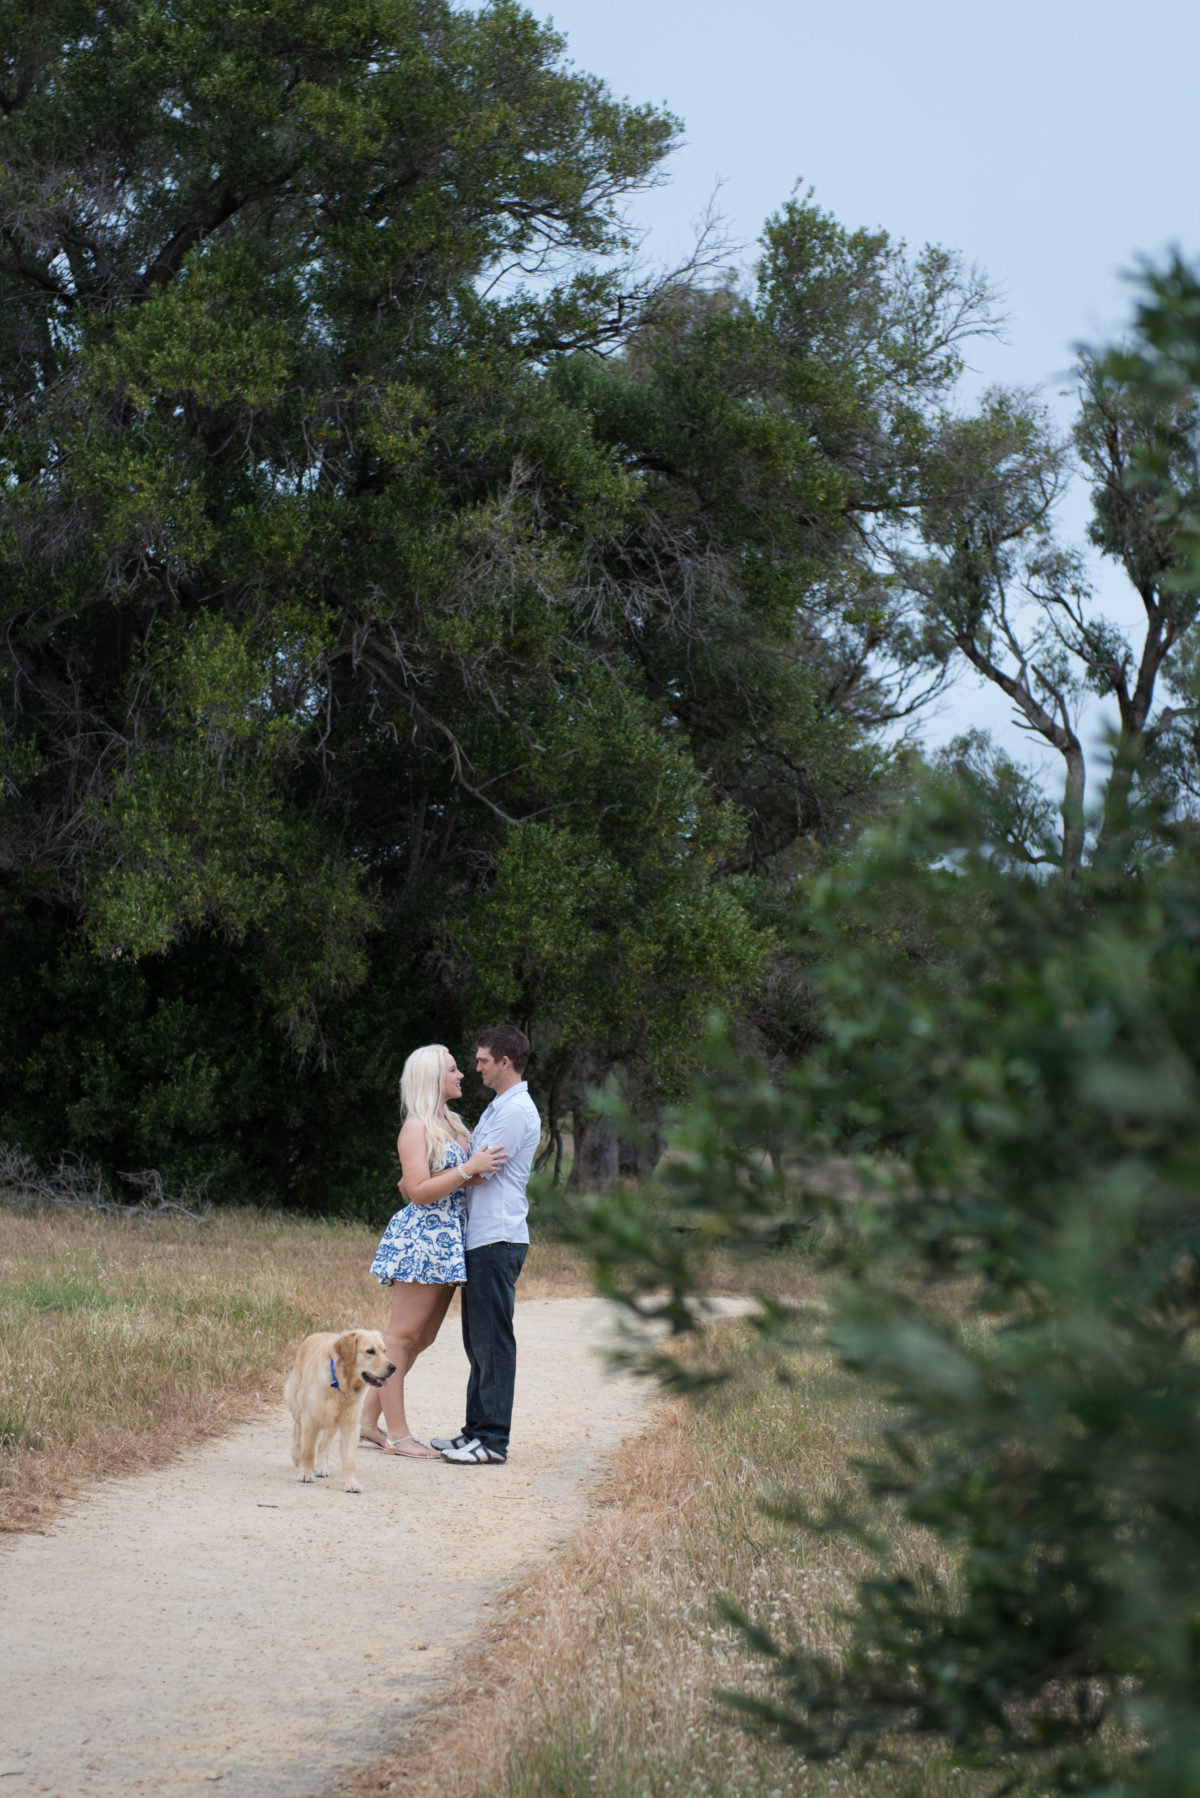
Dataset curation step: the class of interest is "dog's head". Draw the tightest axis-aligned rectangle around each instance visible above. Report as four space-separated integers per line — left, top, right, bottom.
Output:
332 1329 395 1392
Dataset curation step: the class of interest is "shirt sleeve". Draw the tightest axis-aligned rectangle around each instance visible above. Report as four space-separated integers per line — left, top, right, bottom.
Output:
478 1099 538 1160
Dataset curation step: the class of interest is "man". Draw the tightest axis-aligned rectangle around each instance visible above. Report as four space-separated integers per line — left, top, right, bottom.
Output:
433 1025 541 1465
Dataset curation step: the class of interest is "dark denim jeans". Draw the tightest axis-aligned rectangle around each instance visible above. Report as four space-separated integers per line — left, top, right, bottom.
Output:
461 1240 528 1456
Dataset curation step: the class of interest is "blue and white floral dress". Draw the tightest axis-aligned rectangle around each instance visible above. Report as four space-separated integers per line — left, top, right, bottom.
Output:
370 1138 470 1286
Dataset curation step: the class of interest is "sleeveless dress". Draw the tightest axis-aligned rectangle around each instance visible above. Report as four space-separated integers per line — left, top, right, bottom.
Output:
370 1137 470 1286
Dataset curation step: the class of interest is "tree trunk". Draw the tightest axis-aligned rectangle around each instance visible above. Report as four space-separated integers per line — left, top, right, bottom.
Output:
570 1107 619 1192
1060 743 1087 886
955 636 1088 886
1096 722 1149 859
533 1061 565 1185
618 1130 664 1180
567 1051 619 1193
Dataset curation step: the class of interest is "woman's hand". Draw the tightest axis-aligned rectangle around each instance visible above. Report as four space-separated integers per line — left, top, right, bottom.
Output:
464 1141 509 1181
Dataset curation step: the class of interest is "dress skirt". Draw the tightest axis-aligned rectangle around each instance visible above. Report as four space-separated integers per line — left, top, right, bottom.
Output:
370 1139 470 1286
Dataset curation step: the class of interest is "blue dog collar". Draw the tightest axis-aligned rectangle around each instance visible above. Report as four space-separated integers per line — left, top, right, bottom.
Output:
328 1355 340 1389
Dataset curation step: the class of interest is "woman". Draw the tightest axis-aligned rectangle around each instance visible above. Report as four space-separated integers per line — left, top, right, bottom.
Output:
361 1044 508 1458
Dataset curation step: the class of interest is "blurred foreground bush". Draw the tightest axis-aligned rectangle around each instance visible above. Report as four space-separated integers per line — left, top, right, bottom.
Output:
559 769 1200 1794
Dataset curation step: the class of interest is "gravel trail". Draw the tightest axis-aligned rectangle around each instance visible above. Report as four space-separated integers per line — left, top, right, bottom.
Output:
0 1295 658 1798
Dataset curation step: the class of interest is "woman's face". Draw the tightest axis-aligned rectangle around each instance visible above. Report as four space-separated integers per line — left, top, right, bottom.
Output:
442 1054 464 1103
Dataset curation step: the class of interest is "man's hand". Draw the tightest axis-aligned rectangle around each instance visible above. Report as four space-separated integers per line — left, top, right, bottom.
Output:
464 1141 510 1180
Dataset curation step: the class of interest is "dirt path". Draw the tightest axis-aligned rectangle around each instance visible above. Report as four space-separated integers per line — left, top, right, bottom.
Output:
0 1296 674 1798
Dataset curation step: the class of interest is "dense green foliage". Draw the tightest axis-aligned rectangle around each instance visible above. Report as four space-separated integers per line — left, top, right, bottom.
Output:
0 0 1013 1208
0 0 736 1203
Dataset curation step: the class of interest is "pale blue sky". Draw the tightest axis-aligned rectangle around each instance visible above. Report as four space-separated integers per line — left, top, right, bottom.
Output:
535 0 1200 787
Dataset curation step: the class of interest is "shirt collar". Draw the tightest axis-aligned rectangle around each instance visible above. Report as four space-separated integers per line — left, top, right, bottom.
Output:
482 1079 527 1111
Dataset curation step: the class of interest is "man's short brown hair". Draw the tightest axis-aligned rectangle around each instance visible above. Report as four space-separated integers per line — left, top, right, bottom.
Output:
475 1024 530 1074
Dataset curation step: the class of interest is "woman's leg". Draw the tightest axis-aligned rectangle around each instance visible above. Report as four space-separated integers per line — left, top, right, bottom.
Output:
361 1363 386 1442
361 1283 456 1446
411 1283 455 1358
377 1280 455 1450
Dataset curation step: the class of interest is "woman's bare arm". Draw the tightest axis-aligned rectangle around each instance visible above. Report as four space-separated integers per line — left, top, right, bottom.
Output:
397 1118 508 1205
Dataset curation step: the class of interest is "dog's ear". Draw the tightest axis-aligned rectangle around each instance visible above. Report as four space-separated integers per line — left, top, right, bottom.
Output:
332 1331 362 1389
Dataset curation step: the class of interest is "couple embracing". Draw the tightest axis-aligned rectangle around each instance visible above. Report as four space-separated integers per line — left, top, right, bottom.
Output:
360 1024 539 1466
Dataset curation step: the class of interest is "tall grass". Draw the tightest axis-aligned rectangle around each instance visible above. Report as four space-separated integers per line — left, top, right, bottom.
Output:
0 1204 590 1533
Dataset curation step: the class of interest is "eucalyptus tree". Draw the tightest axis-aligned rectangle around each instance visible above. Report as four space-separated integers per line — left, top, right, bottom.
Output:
888 360 1200 880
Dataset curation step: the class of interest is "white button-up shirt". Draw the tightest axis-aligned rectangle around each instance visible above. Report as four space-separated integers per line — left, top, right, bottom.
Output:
465 1080 541 1250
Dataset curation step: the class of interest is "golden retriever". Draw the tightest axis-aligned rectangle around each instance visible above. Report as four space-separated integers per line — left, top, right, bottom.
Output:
284 1328 394 1493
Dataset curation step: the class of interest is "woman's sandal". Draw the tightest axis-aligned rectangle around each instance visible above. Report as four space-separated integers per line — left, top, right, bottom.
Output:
384 1434 442 1459
359 1426 389 1450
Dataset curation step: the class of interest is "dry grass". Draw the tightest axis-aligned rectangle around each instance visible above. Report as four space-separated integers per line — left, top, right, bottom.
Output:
2 1200 978 1794
347 1322 972 1798
0 1204 592 1534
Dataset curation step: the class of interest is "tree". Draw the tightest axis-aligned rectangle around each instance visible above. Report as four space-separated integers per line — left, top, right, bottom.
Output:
887 359 1200 880
554 198 1005 874
0 0 679 956
0 0 726 1202
533 197 1010 1115
554 271 1200 1796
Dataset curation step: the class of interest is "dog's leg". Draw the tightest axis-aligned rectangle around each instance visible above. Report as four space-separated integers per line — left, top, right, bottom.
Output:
284 1372 300 1466
296 1415 319 1483
340 1413 362 1494
314 1426 332 1479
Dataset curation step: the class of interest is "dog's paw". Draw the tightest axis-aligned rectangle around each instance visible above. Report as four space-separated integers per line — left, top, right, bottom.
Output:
314 1470 330 1479
343 1480 362 1494
298 1469 314 1483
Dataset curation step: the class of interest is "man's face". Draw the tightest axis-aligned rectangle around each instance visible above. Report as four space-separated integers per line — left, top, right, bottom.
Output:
475 1046 508 1092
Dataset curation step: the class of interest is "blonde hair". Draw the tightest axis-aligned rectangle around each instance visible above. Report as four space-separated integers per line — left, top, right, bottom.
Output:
400 1044 468 1172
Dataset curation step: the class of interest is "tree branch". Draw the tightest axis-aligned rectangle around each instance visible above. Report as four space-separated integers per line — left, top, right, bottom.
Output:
134 186 244 297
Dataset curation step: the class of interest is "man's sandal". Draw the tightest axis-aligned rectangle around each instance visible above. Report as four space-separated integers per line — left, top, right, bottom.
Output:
384 1434 442 1459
